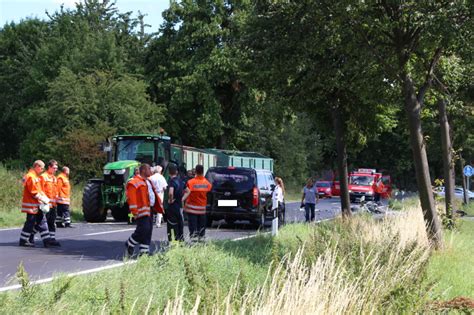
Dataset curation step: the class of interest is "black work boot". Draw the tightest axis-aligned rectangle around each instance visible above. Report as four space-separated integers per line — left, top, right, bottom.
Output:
125 242 135 257
19 239 35 247
56 222 64 228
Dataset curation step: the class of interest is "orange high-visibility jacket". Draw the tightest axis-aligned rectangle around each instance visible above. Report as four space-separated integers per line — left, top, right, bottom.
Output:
126 175 151 218
21 169 43 214
57 172 71 205
184 176 212 215
40 173 57 207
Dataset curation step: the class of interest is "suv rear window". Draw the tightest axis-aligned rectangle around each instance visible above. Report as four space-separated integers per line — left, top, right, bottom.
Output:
206 168 255 190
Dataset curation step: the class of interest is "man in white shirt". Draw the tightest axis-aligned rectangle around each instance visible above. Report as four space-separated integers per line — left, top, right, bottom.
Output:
149 165 168 227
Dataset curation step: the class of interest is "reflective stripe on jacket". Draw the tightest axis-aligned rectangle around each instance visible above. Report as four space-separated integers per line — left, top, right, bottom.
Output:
57 173 71 205
184 176 212 215
21 170 42 214
40 173 57 207
126 175 151 218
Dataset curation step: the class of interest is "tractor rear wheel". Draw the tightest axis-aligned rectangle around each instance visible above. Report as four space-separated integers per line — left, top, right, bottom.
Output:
82 181 107 222
111 205 129 222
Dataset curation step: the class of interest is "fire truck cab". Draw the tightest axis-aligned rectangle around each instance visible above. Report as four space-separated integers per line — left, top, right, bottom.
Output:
348 168 384 203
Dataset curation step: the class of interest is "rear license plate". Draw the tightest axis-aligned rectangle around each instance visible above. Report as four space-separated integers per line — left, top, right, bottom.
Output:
218 200 237 207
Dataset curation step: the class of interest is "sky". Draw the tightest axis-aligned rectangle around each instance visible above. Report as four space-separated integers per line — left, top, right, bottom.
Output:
0 0 170 31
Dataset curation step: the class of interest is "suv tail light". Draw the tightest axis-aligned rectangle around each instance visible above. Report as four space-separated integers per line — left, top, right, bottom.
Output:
252 186 259 207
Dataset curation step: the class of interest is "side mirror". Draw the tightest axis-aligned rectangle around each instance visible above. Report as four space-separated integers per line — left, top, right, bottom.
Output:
270 184 276 191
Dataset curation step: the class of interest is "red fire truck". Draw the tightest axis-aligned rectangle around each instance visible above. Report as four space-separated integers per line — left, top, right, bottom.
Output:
348 168 392 202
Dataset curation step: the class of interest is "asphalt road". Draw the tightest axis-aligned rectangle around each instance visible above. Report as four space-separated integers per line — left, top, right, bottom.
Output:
0 198 342 289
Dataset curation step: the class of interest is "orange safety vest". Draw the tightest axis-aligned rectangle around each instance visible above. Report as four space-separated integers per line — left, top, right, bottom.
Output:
184 176 212 215
57 172 71 205
40 172 57 207
21 169 42 214
126 175 151 218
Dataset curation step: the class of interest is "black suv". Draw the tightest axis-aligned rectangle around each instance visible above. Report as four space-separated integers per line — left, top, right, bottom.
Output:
205 167 281 227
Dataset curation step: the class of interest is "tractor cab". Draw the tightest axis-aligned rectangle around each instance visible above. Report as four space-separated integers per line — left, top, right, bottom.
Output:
105 134 172 167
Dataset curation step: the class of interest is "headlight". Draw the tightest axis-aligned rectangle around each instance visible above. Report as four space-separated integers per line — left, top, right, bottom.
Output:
104 170 111 175
348 190 352 193
367 191 374 195
114 169 127 175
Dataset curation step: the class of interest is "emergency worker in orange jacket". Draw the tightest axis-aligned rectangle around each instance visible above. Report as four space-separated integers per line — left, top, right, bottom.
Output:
374 179 385 203
38 160 61 245
56 166 72 227
19 160 57 247
182 164 212 241
125 164 153 256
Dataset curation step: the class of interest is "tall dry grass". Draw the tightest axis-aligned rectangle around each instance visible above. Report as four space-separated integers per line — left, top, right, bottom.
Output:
162 206 430 314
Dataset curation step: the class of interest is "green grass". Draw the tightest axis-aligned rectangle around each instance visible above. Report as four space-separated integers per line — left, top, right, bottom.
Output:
427 220 474 300
461 202 474 216
0 165 84 228
0 215 431 314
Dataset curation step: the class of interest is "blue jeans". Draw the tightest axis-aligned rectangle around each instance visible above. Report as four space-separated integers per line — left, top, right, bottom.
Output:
305 203 315 222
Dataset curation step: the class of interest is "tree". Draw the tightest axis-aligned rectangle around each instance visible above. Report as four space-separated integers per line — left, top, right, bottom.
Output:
243 1 397 217
145 0 257 149
348 1 472 246
0 19 49 160
19 68 164 178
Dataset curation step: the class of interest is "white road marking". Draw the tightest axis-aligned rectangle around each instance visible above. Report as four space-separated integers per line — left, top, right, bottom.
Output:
83 228 135 236
0 261 137 293
0 227 21 231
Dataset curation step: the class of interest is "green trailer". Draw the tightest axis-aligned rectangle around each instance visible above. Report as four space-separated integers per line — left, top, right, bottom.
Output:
207 149 274 171
171 144 218 174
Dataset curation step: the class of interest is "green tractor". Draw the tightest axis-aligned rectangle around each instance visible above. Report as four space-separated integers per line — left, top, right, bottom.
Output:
82 134 175 222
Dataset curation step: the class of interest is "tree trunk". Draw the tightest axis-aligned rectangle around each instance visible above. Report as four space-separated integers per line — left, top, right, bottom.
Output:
438 99 455 222
403 76 442 248
331 102 351 218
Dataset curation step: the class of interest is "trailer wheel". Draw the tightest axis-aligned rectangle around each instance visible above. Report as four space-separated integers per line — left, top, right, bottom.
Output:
83 182 107 222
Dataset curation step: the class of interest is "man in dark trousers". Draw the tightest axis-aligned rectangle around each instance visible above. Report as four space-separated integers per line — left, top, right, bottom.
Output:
182 164 212 241
38 160 61 245
125 163 153 256
19 160 58 247
165 164 184 242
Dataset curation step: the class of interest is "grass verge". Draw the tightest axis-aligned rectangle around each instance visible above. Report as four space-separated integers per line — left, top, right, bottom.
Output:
0 206 431 313
427 219 474 300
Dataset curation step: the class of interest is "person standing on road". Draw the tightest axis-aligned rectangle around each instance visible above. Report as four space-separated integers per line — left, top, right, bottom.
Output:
272 177 286 223
149 165 167 227
301 178 318 222
125 163 153 256
56 166 72 227
374 179 384 203
182 164 212 241
39 160 61 244
19 160 58 248
165 164 184 242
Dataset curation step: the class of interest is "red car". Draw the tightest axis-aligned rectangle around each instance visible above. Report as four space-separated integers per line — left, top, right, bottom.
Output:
315 181 333 198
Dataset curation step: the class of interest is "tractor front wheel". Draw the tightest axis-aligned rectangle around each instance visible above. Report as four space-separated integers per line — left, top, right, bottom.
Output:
82 181 107 222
